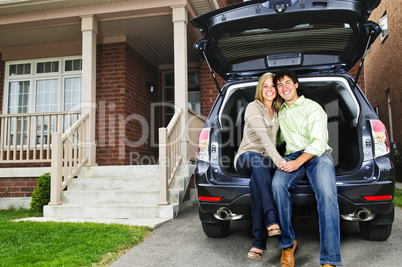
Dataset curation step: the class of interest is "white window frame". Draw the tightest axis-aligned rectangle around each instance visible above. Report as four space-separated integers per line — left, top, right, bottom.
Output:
3 56 82 115
380 13 388 42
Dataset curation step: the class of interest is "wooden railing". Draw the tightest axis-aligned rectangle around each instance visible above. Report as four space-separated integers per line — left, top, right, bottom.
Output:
158 108 206 205
0 112 81 163
49 113 90 205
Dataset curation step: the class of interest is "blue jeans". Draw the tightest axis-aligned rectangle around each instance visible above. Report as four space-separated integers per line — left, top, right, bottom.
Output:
272 151 342 266
236 151 279 251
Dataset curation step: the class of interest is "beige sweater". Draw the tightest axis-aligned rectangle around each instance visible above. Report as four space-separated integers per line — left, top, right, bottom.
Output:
234 100 283 169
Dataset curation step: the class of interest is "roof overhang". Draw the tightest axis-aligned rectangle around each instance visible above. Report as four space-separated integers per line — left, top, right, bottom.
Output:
0 0 219 66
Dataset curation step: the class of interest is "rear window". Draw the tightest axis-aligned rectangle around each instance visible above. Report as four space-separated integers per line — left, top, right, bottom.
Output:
217 23 353 66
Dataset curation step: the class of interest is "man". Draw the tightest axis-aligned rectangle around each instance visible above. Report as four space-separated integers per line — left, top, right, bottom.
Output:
272 69 342 267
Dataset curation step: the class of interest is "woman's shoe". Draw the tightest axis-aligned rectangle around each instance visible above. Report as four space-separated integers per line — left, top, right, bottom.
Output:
267 227 281 236
247 249 263 260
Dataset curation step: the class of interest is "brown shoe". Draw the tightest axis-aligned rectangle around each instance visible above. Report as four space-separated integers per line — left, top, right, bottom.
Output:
281 240 297 267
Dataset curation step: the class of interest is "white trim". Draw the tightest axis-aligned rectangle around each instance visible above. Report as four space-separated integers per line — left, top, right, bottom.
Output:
380 13 388 42
387 90 393 142
0 167 50 177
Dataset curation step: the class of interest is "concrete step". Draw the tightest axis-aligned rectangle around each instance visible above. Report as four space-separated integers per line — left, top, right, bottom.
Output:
78 165 159 179
61 189 159 204
169 188 184 204
170 175 190 189
67 177 158 191
44 203 176 219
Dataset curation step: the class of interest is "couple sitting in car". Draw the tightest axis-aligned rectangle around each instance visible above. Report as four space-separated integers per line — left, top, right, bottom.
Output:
234 69 342 267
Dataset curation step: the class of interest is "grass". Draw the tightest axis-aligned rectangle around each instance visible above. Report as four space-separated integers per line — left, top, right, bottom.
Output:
0 209 152 267
394 187 402 208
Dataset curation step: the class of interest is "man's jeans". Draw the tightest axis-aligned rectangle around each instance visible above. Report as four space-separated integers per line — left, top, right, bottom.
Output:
272 151 342 266
236 151 279 250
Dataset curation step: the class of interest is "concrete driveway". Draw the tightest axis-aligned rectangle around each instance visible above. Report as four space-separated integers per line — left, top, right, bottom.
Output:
110 204 402 267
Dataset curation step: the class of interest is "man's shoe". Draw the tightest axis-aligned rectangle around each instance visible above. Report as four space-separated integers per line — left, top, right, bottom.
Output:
322 265 335 267
281 240 297 267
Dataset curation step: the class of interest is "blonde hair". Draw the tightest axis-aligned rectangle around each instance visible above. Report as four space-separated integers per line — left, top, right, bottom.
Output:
255 72 282 111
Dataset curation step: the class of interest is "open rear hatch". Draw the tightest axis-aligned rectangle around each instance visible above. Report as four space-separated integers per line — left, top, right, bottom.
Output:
191 0 381 80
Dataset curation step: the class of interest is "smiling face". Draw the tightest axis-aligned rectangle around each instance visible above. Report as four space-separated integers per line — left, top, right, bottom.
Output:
276 75 299 106
262 76 277 104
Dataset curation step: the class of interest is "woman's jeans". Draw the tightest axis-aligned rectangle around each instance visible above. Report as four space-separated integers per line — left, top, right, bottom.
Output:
272 150 342 266
236 151 279 251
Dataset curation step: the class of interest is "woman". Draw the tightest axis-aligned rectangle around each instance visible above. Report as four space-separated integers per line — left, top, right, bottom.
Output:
234 72 286 260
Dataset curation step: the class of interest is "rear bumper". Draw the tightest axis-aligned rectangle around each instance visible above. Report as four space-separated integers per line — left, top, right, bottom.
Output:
196 180 394 222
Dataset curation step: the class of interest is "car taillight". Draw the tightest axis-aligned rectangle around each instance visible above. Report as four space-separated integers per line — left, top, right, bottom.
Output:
198 196 223 202
363 195 392 201
197 128 210 162
370 120 390 158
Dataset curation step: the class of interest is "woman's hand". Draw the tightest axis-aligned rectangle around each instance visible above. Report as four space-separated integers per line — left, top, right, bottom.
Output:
277 159 287 170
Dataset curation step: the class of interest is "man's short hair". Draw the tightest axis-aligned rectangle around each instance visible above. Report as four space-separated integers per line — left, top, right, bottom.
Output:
274 69 299 85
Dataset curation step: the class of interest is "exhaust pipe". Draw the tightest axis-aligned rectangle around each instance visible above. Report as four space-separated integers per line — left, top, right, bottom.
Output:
357 209 372 221
213 207 243 221
341 208 375 222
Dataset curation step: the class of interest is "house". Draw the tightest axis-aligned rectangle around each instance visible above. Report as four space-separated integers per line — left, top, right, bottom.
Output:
363 0 402 181
0 0 241 222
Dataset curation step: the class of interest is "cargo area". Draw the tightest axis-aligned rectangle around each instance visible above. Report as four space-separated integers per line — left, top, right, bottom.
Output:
218 77 361 176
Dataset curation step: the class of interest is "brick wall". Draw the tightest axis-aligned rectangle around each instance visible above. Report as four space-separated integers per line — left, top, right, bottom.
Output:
348 64 365 94
123 43 159 165
200 61 226 117
96 43 126 165
364 0 402 143
217 0 242 8
96 42 160 166
0 178 37 198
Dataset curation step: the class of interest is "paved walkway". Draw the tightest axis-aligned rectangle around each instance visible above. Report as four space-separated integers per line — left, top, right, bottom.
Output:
110 203 402 267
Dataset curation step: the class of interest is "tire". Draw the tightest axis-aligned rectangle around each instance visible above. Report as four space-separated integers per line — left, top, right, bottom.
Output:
359 222 392 241
359 204 394 241
201 221 231 238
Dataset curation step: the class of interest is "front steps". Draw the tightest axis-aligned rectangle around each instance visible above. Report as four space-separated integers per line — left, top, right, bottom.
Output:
43 165 196 227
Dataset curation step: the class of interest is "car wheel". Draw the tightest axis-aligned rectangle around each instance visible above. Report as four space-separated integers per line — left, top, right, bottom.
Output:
359 222 392 241
359 204 394 241
201 221 231 238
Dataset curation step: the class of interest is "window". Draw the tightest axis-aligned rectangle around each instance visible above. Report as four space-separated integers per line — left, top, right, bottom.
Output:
188 72 200 114
3 57 82 146
162 70 200 126
4 57 82 115
380 12 388 42
188 91 200 114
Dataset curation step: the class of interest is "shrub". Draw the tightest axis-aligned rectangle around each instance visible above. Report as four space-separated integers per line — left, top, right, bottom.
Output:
30 172 51 212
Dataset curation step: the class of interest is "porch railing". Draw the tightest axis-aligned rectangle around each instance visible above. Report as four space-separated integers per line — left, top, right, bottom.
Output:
49 113 90 205
0 111 81 163
187 109 207 161
158 108 206 205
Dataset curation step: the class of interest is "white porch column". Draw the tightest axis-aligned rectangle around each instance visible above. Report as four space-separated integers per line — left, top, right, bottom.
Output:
81 15 98 166
172 5 189 161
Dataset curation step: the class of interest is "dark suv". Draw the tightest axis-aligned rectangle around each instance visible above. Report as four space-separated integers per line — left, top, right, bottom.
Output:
192 0 394 241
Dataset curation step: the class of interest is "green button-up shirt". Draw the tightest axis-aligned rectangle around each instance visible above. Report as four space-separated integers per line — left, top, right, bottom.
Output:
277 95 331 157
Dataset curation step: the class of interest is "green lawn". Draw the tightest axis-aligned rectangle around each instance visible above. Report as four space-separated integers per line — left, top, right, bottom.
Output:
0 209 152 267
394 187 402 208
